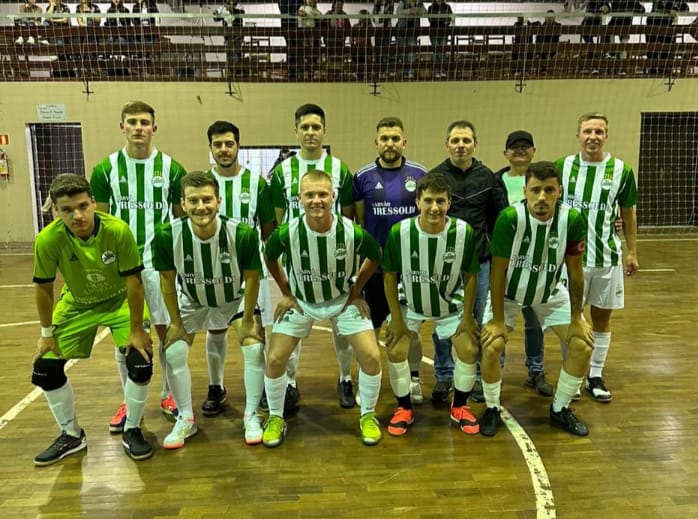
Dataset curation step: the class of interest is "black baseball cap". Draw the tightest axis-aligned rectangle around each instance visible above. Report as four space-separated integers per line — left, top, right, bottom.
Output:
505 130 535 149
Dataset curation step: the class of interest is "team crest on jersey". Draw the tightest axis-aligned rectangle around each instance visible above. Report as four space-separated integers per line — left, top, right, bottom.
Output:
101 250 116 264
405 177 417 193
443 249 456 263
601 176 614 190
335 247 347 260
548 236 560 250
239 191 251 204
220 252 232 264
86 271 107 283
152 175 164 188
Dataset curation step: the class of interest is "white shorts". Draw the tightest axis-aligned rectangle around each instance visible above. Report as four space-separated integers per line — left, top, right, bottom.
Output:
584 265 624 310
179 291 245 335
483 284 572 331
142 267 169 326
257 277 273 328
272 294 373 338
388 305 463 340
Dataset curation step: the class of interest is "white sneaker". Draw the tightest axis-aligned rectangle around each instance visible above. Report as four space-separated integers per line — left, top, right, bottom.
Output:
15 36 24 44
27 36 36 44
244 414 263 445
410 377 424 405
163 416 197 449
38 36 49 45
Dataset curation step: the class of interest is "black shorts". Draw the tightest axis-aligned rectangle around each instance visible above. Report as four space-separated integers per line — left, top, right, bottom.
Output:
362 272 390 330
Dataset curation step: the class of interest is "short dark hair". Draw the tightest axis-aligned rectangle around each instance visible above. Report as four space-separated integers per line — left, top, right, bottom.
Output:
295 104 326 127
49 173 92 203
416 172 452 199
121 100 155 122
376 116 404 131
181 171 220 198
446 120 478 142
207 121 240 145
525 161 561 185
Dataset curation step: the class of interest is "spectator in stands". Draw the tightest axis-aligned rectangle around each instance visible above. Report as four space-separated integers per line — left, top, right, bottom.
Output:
396 0 426 79
77 0 101 27
213 0 244 75
539 10 562 60
351 9 374 80
44 0 70 44
132 0 159 27
646 0 688 74
372 0 395 70
17 0 43 28
581 1 610 44
297 0 323 76
105 0 131 45
607 1 645 59
325 0 350 61
512 16 539 70
427 0 452 79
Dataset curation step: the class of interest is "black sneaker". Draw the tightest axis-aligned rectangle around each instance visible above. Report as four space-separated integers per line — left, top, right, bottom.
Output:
470 379 485 403
480 407 502 437
34 429 87 466
527 372 554 397
549 405 589 436
337 380 355 409
122 427 153 460
585 377 612 403
284 384 300 412
201 385 227 416
259 390 269 412
431 379 452 405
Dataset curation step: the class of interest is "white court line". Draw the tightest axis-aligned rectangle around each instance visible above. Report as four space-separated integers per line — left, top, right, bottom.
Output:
0 328 111 432
312 324 555 518
0 284 34 289
639 268 675 273
0 320 40 328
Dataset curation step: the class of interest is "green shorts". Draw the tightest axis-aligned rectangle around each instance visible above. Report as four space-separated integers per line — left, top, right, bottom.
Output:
46 293 131 360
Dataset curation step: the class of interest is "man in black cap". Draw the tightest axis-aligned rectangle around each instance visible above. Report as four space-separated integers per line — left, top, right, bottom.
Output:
493 130 553 398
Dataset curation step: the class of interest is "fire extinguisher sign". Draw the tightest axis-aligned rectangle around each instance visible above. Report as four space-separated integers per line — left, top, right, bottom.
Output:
0 135 9 145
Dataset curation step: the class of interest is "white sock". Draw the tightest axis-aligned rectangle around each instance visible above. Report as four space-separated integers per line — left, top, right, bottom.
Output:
408 334 423 373
115 348 128 390
589 331 611 379
358 369 381 415
44 381 80 437
158 340 170 399
241 342 265 419
206 331 228 387
332 330 353 381
124 378 148 430
286 341 301 386
387 359 410 398
264 373 288 418
482 379 502 409
166 340 193 420
453 358 477 393
553 368 583 412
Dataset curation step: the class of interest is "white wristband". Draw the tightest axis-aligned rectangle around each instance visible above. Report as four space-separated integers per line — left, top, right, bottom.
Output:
41 326 54 338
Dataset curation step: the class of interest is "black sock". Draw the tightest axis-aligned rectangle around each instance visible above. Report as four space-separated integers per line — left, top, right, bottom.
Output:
396 394 412 409
452 389 469 407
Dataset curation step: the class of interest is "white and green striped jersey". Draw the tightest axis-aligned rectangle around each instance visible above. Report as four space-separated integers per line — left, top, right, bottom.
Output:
491 202 586 306
91 148 186 269
382 217 480 318
208 166 275 228
556 153 637 268
264 214 381 304
270 152 353 223
152 215 262 308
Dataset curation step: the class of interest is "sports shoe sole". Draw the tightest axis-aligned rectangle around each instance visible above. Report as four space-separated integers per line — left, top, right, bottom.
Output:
122 441 154 461
163 424 198 450
34 440 87 467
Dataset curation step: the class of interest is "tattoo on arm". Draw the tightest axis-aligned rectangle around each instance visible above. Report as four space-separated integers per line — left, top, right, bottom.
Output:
569 277 584 316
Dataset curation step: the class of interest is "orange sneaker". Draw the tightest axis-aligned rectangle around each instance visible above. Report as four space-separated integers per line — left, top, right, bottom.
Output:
450 405 479 435
109 402 127 433
160 393 179 421
387 406 414 436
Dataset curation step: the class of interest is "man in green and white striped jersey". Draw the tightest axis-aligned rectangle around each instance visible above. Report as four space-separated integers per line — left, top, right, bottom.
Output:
269 103 356 410
153 171 266 448
262 170 383 448
91 100 187 432
200 120 276 418
556 113 639 403
481 162 595 437
382 172 481 438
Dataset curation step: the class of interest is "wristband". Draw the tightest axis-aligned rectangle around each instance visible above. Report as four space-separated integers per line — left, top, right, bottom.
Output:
41 326 54 338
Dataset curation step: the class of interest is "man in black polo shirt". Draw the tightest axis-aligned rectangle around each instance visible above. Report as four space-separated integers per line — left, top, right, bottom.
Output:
428 120 508 405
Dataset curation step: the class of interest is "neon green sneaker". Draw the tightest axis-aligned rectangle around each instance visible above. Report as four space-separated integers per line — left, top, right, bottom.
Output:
359 412 382 446
262 415 286 448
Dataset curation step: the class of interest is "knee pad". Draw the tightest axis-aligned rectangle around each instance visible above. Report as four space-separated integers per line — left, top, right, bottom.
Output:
32 358 68 391
125 348 153 384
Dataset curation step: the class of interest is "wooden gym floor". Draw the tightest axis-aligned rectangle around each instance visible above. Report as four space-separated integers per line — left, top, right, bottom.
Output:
0 235 697 519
